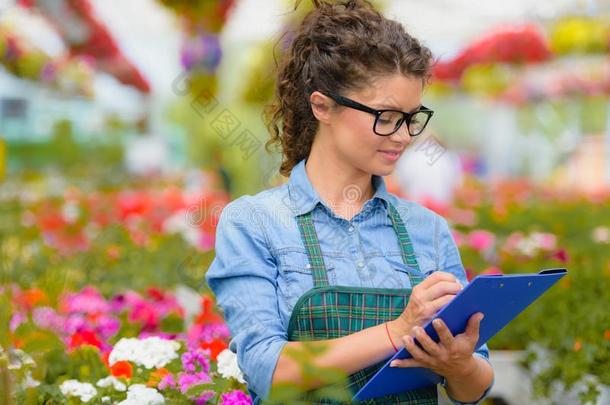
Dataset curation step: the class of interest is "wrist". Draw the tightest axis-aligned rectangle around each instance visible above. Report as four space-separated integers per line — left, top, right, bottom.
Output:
447 355 480 382
387 318 412 348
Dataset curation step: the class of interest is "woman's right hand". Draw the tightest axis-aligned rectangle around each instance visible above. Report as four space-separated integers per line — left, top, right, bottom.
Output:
388 271 463 345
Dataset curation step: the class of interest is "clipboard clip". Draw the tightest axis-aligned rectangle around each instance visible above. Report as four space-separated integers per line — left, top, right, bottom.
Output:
538 268 568 275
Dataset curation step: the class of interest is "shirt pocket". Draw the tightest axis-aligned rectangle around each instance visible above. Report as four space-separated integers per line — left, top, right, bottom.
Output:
384 253 438 289
276 250 336 312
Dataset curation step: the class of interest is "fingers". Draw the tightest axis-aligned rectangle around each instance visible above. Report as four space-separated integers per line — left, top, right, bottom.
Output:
402 335 433 364
426 294 455 317
423 281 462 301
432 318 454 346
418 271 459 289
465 312 484 340
412 326 441 356
390 358 421 368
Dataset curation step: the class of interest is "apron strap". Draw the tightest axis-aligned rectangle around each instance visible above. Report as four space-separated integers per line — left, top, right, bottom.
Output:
296 212 331 288
386 202 424 287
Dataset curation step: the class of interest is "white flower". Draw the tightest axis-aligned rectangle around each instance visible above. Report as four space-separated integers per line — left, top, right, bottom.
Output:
7 348 35 370
117 384 165 405
217 348 246 384
162 210 201 248
59 380 98 403
592 226 610 244
61 202 80 223
23 371 40 389
96 376 127 392
109 337 180 369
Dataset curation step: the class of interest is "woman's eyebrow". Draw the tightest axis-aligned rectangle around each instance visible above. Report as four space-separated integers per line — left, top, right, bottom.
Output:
375 103 422 112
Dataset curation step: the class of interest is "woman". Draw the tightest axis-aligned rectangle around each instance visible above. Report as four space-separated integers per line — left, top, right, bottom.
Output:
205 1 494 403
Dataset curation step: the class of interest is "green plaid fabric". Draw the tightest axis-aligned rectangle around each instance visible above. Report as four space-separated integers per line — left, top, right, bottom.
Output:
286 201 438 404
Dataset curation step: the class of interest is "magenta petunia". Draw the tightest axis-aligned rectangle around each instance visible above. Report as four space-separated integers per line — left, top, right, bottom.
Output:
219 390 252 405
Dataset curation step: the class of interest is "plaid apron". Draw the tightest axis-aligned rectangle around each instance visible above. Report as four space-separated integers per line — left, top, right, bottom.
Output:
286 201 438 404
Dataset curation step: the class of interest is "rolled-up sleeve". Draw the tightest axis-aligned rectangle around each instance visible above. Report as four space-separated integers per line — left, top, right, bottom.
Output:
205 197 287 400
436 216 495 405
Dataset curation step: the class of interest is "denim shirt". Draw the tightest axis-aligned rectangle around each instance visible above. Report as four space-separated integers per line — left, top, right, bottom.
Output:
205 158 493 404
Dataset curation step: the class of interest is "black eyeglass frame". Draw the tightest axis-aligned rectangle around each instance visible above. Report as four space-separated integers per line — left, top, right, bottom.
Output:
320 90 434 137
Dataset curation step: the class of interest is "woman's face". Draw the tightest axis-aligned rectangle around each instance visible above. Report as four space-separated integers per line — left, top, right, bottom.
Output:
321 73 424 177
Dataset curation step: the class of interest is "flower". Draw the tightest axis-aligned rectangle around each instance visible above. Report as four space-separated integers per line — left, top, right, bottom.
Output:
467 230 495 252
117 384 165 405
59 379 98 403
96 376 127 392
158 373 176 390
147 368 170 388
69 330 103 350
217 349 245 383
110 361 133 379
592 226 610 244
199 338 228 361
219 390 252 405
109 337 181 369
194 295 224 325
178 371 212 394
552 249 569 264
181 349 210 374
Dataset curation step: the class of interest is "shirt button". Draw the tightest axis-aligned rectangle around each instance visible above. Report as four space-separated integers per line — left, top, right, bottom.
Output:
348 226 355 233
357 261 365 268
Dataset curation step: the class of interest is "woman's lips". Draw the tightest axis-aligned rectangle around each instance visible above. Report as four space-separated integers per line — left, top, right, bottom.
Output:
378 150 401 161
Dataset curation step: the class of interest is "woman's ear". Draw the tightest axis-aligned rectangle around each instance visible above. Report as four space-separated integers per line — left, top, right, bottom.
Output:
309 91 335 124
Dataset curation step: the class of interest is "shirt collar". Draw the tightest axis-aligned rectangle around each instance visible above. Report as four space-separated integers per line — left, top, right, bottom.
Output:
286 158 392 216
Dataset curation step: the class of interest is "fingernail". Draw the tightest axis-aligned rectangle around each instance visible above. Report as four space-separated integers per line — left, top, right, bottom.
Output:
433 319 441 327
390 361 396 367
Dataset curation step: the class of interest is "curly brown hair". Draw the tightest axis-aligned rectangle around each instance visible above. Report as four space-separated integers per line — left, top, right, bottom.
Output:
263 0 435 177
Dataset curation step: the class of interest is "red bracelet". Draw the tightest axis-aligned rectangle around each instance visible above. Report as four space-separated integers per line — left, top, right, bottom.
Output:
385 322 399 352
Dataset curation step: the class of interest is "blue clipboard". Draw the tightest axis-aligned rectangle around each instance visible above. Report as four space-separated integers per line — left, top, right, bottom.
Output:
353 268 567 401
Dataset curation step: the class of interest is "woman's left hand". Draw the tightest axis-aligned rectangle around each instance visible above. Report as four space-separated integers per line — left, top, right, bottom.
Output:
389 312 484 379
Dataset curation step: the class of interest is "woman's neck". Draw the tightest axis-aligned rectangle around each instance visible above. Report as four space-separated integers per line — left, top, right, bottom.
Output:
304 150 375 221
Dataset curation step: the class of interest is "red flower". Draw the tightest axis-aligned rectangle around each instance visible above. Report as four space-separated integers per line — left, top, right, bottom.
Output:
110 361 133 379
147 287 165 302
69 330 103 350
14 288 47 310
195 295 224 325
552 249 569 264
200 338 228 361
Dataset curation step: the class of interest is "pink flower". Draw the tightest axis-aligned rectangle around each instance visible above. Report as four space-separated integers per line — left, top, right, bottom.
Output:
10 312 26 332
468 230 495 252
158 373 176 390
32 307 64 331
187 323 230 350
178 371 212 394
532 232 557 251
193 390 215 405
219 390 252 405
61 287 110 315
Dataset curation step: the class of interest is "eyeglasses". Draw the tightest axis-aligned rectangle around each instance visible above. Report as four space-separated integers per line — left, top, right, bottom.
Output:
320 91 434 137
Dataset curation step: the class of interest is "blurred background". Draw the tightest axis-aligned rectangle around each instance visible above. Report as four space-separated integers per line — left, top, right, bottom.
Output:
1 0 609 404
